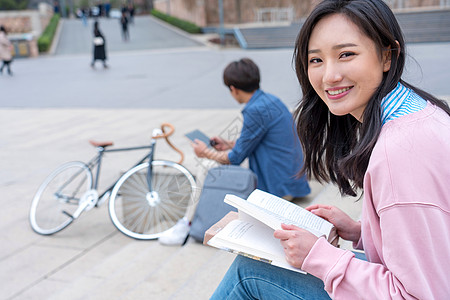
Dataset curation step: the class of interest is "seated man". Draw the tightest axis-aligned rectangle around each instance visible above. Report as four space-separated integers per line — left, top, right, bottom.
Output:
158 58 310 245
194 58 310 198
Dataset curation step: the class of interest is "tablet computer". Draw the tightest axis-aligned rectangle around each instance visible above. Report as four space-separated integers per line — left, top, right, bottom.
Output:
185 129 212 148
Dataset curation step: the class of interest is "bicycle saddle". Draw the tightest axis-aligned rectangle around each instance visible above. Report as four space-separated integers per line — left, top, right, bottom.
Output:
89 140 114 147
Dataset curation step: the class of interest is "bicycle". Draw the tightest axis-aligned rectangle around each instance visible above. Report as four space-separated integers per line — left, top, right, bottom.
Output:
29 123 197 240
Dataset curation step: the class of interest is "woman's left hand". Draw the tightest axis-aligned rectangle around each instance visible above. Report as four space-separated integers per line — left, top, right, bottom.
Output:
274 224 319 269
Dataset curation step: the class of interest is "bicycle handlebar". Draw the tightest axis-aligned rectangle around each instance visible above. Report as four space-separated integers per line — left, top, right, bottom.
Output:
153 123 184 164
153 123 175 138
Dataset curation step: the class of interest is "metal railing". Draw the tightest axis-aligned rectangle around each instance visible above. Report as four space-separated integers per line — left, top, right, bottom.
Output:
255 7 294 23
385 0 450 9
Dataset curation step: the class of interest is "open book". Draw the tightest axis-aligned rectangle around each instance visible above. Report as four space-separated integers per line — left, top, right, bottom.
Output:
204 189 338 273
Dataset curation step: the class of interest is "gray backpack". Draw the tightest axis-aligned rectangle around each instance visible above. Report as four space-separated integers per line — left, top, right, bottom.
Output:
189 165 257 242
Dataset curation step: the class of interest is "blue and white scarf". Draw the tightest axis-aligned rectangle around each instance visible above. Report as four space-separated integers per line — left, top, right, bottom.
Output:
380 82 427 125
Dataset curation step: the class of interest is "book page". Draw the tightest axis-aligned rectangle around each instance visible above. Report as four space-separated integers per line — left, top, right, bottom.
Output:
226 191 333 238
247 190 333 236
208 219 305 274
210 219 282 258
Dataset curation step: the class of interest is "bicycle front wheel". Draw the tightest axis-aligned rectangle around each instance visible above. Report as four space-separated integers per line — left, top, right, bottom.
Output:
29 161 93 235
109 160 196 240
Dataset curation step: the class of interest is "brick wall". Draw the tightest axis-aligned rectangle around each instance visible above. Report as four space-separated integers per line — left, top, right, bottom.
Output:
154 0 207 26
0 3 53 35
154 0 315 27
388 0 445 9
153 0 448 27
204 0 316 25
0 3 53 57
0 15 32 34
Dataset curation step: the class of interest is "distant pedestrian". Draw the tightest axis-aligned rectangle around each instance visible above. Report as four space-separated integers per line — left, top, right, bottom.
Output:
53 0 60 14
105 1 111 18
0 25 13 76
120 11 129 41
80 8 88 27
128 3 135 25
98 3 104 17
121 4 128 15
91 21 108 69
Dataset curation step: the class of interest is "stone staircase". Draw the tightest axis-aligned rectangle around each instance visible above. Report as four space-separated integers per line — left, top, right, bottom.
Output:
396 9 450 42
17 181 359 300
2 108 361 300
235 9 450 49
44 234 234 300
236 24 301 49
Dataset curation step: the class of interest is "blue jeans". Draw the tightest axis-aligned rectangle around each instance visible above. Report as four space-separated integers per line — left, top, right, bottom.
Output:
210 255 331 300
211 252 367 299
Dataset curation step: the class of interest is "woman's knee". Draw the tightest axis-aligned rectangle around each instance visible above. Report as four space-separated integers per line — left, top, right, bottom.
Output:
213 256 330 300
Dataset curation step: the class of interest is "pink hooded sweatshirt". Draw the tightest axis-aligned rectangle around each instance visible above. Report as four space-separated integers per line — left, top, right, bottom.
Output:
302 103 450 299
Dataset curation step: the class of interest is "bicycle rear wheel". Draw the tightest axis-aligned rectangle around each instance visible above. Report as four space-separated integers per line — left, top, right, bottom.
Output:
109 160 196 240
29 161 93 235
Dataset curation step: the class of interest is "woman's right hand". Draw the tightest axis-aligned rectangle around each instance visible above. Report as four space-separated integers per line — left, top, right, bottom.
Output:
306 204 361 243
210 136 233 151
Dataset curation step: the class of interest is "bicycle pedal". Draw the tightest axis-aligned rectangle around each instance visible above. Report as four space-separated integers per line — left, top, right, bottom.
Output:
80 189 98 212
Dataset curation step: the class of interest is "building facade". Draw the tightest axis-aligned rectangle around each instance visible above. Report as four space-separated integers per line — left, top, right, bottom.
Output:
153 0 450 27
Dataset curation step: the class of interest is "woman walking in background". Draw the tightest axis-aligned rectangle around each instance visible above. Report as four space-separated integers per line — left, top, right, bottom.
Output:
91 21 108 69
120 11 129 41
0 25 13 76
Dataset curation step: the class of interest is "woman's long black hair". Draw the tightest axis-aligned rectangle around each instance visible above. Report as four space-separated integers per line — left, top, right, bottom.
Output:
294 0 450 197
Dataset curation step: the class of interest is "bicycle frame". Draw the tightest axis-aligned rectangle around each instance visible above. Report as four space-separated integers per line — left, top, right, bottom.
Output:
86 138 157 201
30 123 192 237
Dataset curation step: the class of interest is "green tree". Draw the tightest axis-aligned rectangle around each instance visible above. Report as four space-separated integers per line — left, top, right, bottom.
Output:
79 0 89 9
0 0 29 10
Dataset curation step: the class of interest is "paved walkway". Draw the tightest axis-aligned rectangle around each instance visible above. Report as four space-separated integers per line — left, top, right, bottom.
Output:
54 16 203 55
0 108 243 300
0 107 361 300
1 14 450 300
1 16 449 109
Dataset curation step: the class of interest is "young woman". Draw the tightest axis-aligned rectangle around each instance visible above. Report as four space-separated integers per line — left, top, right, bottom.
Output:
91 21 108 69
211 0 450 299
0 25 13 76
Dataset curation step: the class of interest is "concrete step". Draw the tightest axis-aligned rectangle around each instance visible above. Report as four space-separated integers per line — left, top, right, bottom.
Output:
10 210 128 299
24 180 329 300
115 241 235 299
34 235 233 299
1 106 359 300
46 239 180 299
5 179 345 299
396 10 450 43
237 9 450 49
238 24 301 49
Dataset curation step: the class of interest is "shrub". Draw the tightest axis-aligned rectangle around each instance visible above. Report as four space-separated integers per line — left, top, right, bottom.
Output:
151 9 201 34
37 13 60 53
0 0 28 10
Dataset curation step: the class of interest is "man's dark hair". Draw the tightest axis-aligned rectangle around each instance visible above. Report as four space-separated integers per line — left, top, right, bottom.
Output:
223 58 260 93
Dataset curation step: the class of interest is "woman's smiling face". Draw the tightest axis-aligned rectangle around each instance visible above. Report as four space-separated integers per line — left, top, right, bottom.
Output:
307 13 392 122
